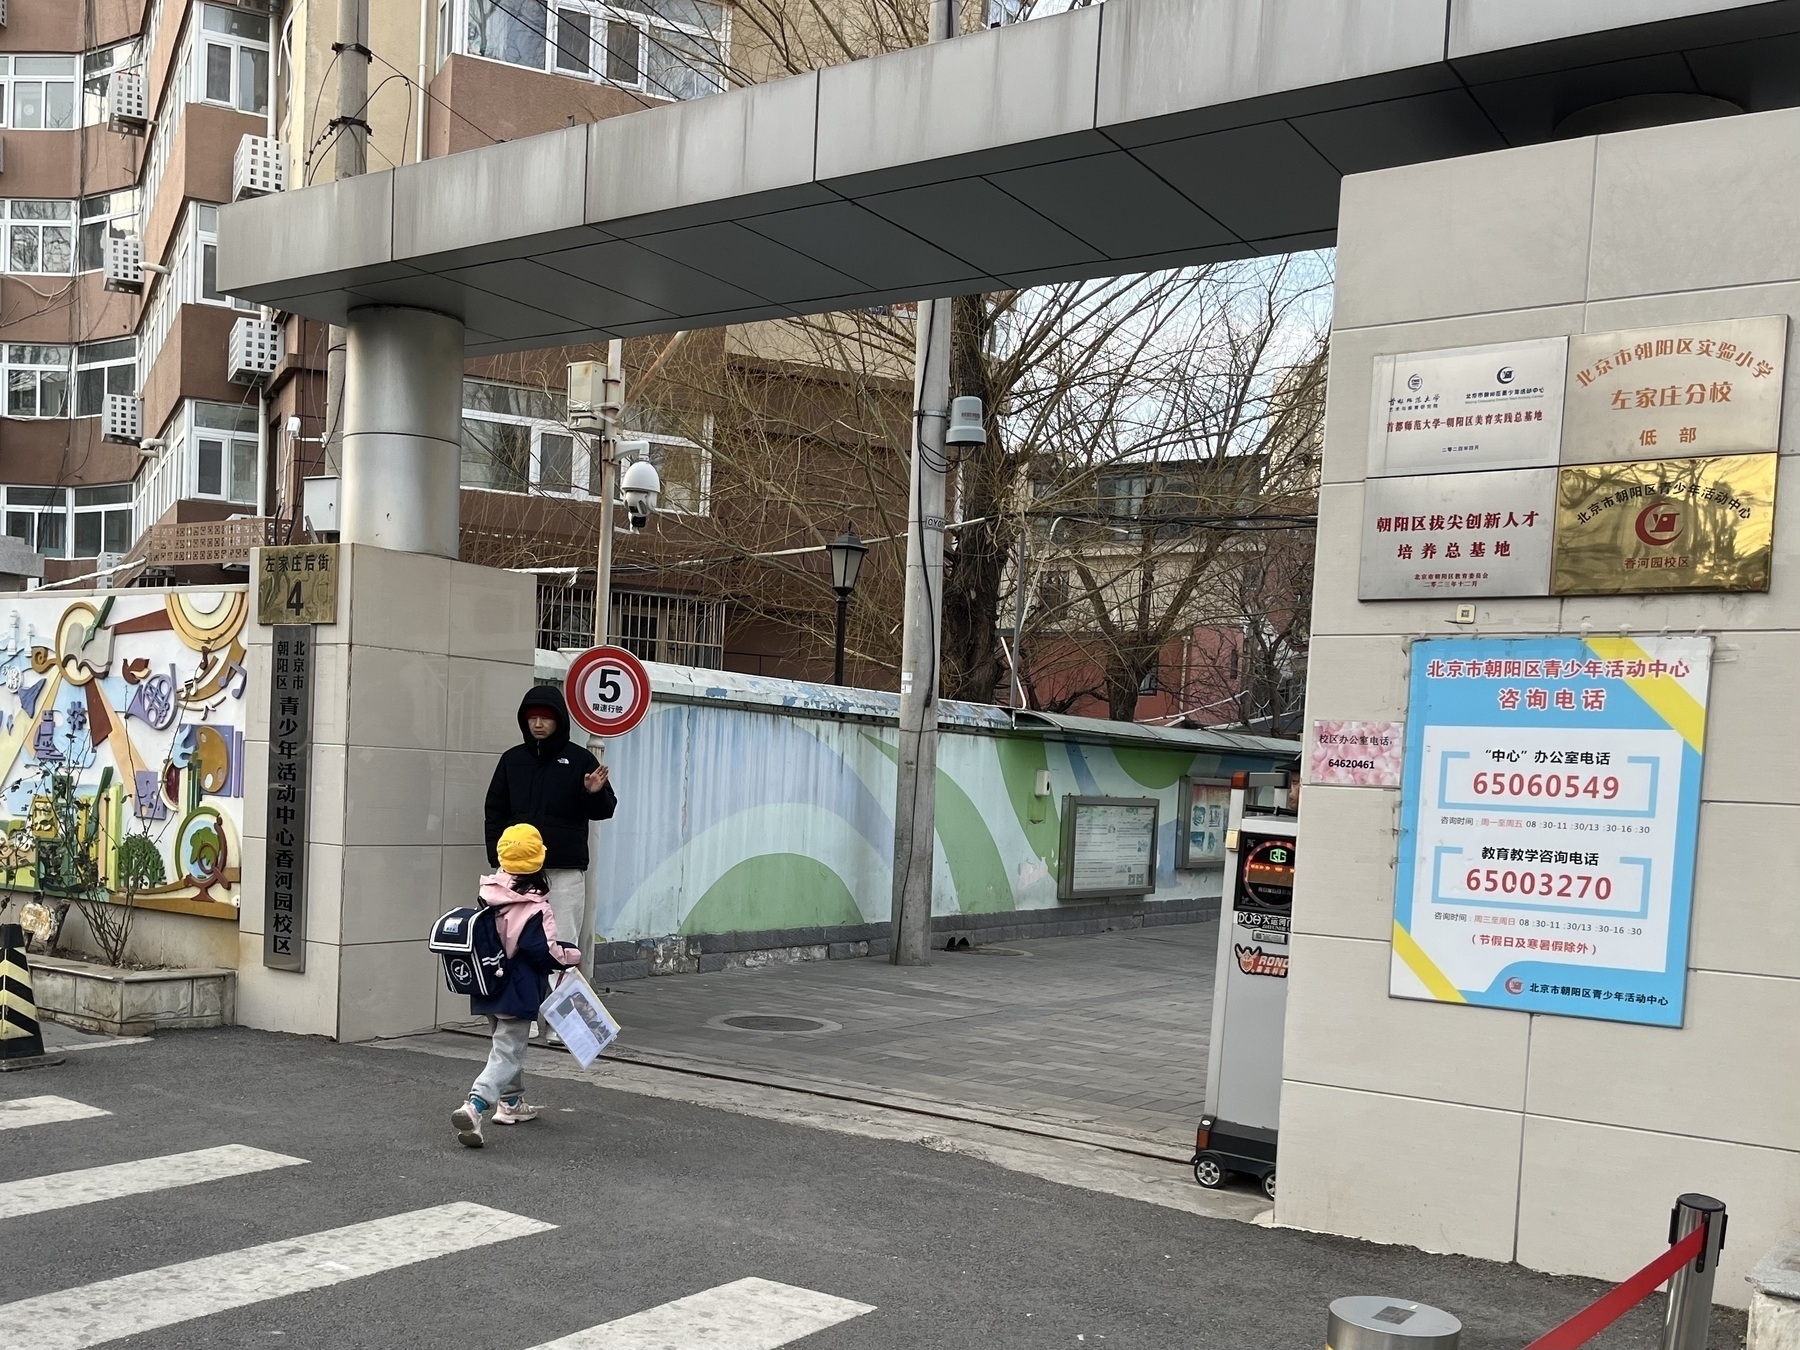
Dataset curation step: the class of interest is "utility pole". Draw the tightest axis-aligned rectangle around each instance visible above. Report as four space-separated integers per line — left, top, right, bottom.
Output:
889 0 958 967
324 0 370 476
573 340 625 981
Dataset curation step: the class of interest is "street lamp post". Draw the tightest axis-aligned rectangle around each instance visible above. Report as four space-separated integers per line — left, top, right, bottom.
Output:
826 524 867 686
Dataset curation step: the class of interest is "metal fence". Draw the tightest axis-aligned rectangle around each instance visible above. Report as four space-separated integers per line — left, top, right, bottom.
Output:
536 581 724 669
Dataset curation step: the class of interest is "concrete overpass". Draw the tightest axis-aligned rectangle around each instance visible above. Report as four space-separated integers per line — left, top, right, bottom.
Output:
220 0 1800 354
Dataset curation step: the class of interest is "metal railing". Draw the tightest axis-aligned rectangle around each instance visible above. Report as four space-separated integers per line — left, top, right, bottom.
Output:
536 582 724 669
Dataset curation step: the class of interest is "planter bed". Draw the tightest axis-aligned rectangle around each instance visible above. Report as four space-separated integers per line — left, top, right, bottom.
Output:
28 954 236 1037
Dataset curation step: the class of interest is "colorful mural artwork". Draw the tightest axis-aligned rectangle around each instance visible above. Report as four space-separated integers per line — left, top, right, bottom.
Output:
584 665 1300 945
0 588 249 916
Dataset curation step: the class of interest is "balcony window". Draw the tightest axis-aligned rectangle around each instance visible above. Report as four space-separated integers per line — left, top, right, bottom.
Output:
5 486 68 558
458 379 709 509
78 189 139 272
82 41 139 125
200 5 271 114
76 339 137 418
456 0 726 101
192 402 260 505
0 56 78 130
72 485 134 558
4 200 75 275
5 345 73 419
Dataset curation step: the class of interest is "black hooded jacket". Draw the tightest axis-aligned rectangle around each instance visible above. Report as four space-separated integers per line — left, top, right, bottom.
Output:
484 685 618 871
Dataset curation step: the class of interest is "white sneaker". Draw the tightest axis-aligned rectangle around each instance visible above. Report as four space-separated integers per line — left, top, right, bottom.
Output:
494 1097 541 1125
451 1099 485 1148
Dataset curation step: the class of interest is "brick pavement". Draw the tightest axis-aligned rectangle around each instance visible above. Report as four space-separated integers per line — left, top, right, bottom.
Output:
582 920 1218 1154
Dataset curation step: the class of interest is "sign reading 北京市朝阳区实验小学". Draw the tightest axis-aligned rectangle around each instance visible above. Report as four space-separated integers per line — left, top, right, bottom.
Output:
1391 636 1711 1028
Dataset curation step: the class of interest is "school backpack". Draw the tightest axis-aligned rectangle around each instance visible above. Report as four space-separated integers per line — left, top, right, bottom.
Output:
429 906 508 999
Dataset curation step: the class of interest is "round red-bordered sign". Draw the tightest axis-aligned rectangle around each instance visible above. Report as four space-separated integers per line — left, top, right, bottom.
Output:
565 645 653 738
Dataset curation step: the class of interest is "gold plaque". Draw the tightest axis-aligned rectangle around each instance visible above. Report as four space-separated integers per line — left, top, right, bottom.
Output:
256 544 340 625
1551 453 1778 595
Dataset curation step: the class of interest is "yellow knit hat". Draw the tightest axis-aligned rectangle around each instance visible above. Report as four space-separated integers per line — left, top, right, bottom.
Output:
496 823 547 875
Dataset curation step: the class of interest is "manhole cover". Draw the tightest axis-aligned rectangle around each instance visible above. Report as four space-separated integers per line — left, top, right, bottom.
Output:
712 1014 839 1034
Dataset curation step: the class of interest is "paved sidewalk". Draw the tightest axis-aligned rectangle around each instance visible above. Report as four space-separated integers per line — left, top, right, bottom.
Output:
566 921 1218 1156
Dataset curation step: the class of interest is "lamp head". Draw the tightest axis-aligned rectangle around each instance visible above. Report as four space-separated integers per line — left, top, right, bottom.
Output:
826 523 868 596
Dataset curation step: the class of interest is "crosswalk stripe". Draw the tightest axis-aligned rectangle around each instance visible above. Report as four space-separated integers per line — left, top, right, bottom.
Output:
528 1277 876 1349
0 1096 108 1131
3 1201 556 1350
0 1145 307 1220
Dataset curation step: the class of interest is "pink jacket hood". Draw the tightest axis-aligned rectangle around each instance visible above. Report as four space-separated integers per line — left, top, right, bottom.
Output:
477 872 580 965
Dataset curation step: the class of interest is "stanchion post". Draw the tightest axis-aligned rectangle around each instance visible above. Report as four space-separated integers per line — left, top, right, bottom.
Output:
1661 1194 1727 1350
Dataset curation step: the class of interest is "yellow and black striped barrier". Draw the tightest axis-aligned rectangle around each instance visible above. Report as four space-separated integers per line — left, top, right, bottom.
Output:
1 922 64 1072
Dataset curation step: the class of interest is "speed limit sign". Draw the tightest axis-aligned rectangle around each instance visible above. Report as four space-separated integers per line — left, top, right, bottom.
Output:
565 645 653 737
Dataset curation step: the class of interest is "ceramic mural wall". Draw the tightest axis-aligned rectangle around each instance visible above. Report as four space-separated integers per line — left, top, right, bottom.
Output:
0 588 249 913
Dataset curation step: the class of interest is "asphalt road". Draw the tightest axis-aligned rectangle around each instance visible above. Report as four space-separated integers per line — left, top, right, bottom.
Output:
0 1029 1743 1349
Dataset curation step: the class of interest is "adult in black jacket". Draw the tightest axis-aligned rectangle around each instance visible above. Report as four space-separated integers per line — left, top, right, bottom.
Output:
484 685 618 959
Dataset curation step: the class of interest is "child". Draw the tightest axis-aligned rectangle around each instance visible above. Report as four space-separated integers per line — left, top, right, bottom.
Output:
451 823 581 1149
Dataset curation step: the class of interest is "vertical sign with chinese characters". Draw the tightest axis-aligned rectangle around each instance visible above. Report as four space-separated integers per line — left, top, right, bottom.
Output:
1562 317 1787 464
1391 636 1711 1027
263 626 314 971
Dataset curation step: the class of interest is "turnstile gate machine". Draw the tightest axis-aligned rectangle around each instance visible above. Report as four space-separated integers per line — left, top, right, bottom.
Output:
1193 770 1297 1201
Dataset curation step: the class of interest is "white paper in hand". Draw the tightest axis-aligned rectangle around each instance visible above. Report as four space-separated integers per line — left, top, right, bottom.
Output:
539 971 620 1069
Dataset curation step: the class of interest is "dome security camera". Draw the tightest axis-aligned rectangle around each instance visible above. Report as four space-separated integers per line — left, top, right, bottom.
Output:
620 452 661 529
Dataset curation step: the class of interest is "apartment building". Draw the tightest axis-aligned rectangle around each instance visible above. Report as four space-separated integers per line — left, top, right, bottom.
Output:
0 0 898 677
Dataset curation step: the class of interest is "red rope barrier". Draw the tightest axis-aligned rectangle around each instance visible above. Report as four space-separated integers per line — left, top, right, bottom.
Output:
1521 1222 1706 1350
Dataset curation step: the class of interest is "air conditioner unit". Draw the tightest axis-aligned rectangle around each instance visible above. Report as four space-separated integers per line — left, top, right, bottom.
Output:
104 233 145 293
0 0 9 28
228 317 282 384
108 70 148 134
96 551 126 576
103 394 142 445
233 135 288 199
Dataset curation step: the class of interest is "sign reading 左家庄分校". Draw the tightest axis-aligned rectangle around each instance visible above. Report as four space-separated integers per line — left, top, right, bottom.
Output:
1360 467 1556 598
1391 636 1711 1027
1561 316 1788 465
1368 337 1566 477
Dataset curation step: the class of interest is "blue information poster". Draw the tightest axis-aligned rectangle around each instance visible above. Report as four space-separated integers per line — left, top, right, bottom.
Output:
1391 635 1711 1026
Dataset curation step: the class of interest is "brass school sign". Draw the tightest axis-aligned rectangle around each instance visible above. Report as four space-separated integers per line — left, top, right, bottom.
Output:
1551 453 1778 595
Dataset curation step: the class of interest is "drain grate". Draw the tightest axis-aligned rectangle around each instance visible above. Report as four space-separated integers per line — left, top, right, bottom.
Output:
717 1014 833 1034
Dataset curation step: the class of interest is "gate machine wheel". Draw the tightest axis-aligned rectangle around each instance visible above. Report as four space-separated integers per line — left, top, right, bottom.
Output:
1192 1154 1227 1188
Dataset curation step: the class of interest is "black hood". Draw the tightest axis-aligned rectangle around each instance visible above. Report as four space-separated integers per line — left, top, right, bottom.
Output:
517 685 571 756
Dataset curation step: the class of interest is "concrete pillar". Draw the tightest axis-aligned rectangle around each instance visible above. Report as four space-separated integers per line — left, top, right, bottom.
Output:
342 306 464 558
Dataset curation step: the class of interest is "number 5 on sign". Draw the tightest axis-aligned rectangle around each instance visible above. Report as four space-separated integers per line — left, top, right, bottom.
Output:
566 645 652 738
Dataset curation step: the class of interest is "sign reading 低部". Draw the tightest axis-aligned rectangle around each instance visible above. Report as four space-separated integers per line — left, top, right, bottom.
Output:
1392 636 1711 1027
565 644 653 738
256 544 339 626
1551 452 1777 594
1561 316 1788 465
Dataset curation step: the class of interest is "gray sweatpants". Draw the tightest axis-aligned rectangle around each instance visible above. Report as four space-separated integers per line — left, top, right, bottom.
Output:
471 1016 531 1107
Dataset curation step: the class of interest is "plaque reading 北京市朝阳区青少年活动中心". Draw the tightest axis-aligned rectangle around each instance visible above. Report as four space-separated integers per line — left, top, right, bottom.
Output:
1550 452 1777 595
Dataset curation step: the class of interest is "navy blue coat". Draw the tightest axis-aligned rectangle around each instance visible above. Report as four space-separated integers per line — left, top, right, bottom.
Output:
470 910 577 1020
